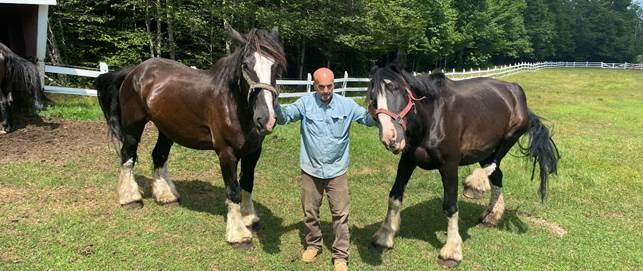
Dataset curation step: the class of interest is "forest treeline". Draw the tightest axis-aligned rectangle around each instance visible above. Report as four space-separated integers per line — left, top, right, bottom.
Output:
48 0 643 78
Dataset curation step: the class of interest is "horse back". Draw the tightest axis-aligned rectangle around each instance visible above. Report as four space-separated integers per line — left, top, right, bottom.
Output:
120 58 231 150
441 78 529 157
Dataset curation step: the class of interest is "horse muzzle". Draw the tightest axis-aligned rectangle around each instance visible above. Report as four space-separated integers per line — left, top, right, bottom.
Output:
255 116 276 135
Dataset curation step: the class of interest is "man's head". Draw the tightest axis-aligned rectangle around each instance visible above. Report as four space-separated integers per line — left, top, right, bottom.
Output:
313 67 334 103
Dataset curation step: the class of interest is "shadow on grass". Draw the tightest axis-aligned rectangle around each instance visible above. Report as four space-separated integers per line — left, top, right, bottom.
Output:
10 109 59 131
352 198 529 266
139 178 298 255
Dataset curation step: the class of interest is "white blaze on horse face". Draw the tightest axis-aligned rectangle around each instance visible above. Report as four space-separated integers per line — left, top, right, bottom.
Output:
262 89 276 131
253 52 277 131
253 52 275 84
377 81 397 148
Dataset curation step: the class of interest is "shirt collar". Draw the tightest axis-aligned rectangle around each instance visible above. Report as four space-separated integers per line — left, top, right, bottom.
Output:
314 92 337 108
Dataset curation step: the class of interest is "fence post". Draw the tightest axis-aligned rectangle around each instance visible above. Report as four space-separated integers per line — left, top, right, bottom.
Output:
624 63 627 70
342 71 348 96
99 62 109 73
306 73 312 92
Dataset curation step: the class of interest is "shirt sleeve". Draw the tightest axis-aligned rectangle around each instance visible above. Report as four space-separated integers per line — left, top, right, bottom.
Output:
274 98 304 125
350 99 377 127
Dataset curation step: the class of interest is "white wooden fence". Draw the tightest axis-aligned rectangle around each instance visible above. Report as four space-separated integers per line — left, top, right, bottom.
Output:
43 61 643 98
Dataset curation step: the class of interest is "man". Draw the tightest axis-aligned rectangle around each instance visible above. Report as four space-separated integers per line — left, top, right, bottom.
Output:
274 67 376 271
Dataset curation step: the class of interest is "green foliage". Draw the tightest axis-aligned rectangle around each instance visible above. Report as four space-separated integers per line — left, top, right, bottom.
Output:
47 0 643 74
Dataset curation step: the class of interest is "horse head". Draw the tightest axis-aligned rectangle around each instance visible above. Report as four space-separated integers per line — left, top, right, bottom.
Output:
367 64 433 154
227 24 286 135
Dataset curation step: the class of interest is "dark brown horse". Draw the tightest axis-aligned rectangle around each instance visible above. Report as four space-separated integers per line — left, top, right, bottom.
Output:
95 25 286 245
366 64 559 267
0 42 46 133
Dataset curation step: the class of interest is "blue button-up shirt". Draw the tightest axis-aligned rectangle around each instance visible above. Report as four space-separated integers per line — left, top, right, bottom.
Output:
275 93 376 179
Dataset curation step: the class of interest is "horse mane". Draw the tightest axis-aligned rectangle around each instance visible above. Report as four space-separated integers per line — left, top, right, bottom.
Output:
209 28 287 94
0 42 45 110
367 64 445 105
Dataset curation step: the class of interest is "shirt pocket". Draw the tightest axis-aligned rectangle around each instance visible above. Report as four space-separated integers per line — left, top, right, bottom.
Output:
330 112 348 138
304 109 326 137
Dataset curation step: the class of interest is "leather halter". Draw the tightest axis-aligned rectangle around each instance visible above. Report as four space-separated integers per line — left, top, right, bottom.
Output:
374 87 426 130
241 62 279 103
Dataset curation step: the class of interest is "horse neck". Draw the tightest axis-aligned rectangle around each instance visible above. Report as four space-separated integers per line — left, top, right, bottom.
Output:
210 49 252 104
408 96 443 143
208 50 256 132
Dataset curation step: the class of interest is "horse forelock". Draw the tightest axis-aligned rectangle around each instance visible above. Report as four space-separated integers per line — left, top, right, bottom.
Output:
244 29 287 71
367 65 415 104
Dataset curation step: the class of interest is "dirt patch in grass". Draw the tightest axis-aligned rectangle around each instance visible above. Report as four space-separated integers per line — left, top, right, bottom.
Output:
0 185 115 225
519 213 567 237
0 248 21 264
0 119 108 163
350 166 378 176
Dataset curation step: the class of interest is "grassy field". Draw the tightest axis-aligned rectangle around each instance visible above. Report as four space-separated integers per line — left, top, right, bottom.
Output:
1 68 642 270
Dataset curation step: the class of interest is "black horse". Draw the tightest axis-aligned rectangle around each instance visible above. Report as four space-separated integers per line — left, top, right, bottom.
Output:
0 42 46 133
366 64 559 267
95 24 286 245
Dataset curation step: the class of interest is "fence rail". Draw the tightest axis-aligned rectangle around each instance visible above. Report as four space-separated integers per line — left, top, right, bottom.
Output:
44 61 642 98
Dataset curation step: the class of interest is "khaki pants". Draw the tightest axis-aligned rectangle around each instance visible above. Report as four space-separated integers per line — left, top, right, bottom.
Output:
301 171 350 261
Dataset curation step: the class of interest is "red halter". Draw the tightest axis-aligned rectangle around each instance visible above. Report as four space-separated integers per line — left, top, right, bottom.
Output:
374 88 426 130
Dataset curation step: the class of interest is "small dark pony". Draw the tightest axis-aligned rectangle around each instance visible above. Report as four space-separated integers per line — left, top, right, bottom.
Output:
366 64 559 267
95 24 286 246
0 42 46 133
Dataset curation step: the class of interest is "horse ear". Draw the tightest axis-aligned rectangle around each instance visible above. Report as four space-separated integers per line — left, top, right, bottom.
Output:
225 21 246 44
369 65 379 77
271 26 279 37
429 72 447 88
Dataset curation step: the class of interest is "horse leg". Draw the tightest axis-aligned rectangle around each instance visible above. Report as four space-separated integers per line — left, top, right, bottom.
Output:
462 163 495 199
219 147 253 244
0 89 11 133
239 146 262 228
438 164 463 267
151 131 180 206
372 152 416 249
118 121 146 208
479 135 521 226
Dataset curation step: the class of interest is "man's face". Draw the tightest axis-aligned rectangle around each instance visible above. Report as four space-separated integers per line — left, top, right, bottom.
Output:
315 79 334 103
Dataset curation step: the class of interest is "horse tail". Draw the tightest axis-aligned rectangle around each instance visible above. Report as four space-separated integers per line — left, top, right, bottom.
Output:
95 68 130 153
2 47 46 110
519 111 561 202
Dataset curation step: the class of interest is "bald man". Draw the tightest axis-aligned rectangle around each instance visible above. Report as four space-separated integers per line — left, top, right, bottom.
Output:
274 67 376 271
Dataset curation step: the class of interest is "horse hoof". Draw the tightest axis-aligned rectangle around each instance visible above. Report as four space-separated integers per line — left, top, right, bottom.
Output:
158 200 180 207
121 200 143 209
437 257 459 268
247 222 261 233
463 187 483 199
369 241 392 252
230 241 255 250
478 219 498 228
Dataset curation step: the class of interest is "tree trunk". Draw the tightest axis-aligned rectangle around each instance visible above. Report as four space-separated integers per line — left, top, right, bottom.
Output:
166 0 176 59
145 0 155 57
298 39 306 79
47 20 63 65
47 19 67 84
156 0 163 57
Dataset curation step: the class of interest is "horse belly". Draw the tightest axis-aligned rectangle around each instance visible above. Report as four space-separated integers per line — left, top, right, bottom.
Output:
459 148 495 165
154 121 214 150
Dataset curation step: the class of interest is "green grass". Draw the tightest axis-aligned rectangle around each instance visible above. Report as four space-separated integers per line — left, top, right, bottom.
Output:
2 68 642 270
38 94 103 120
